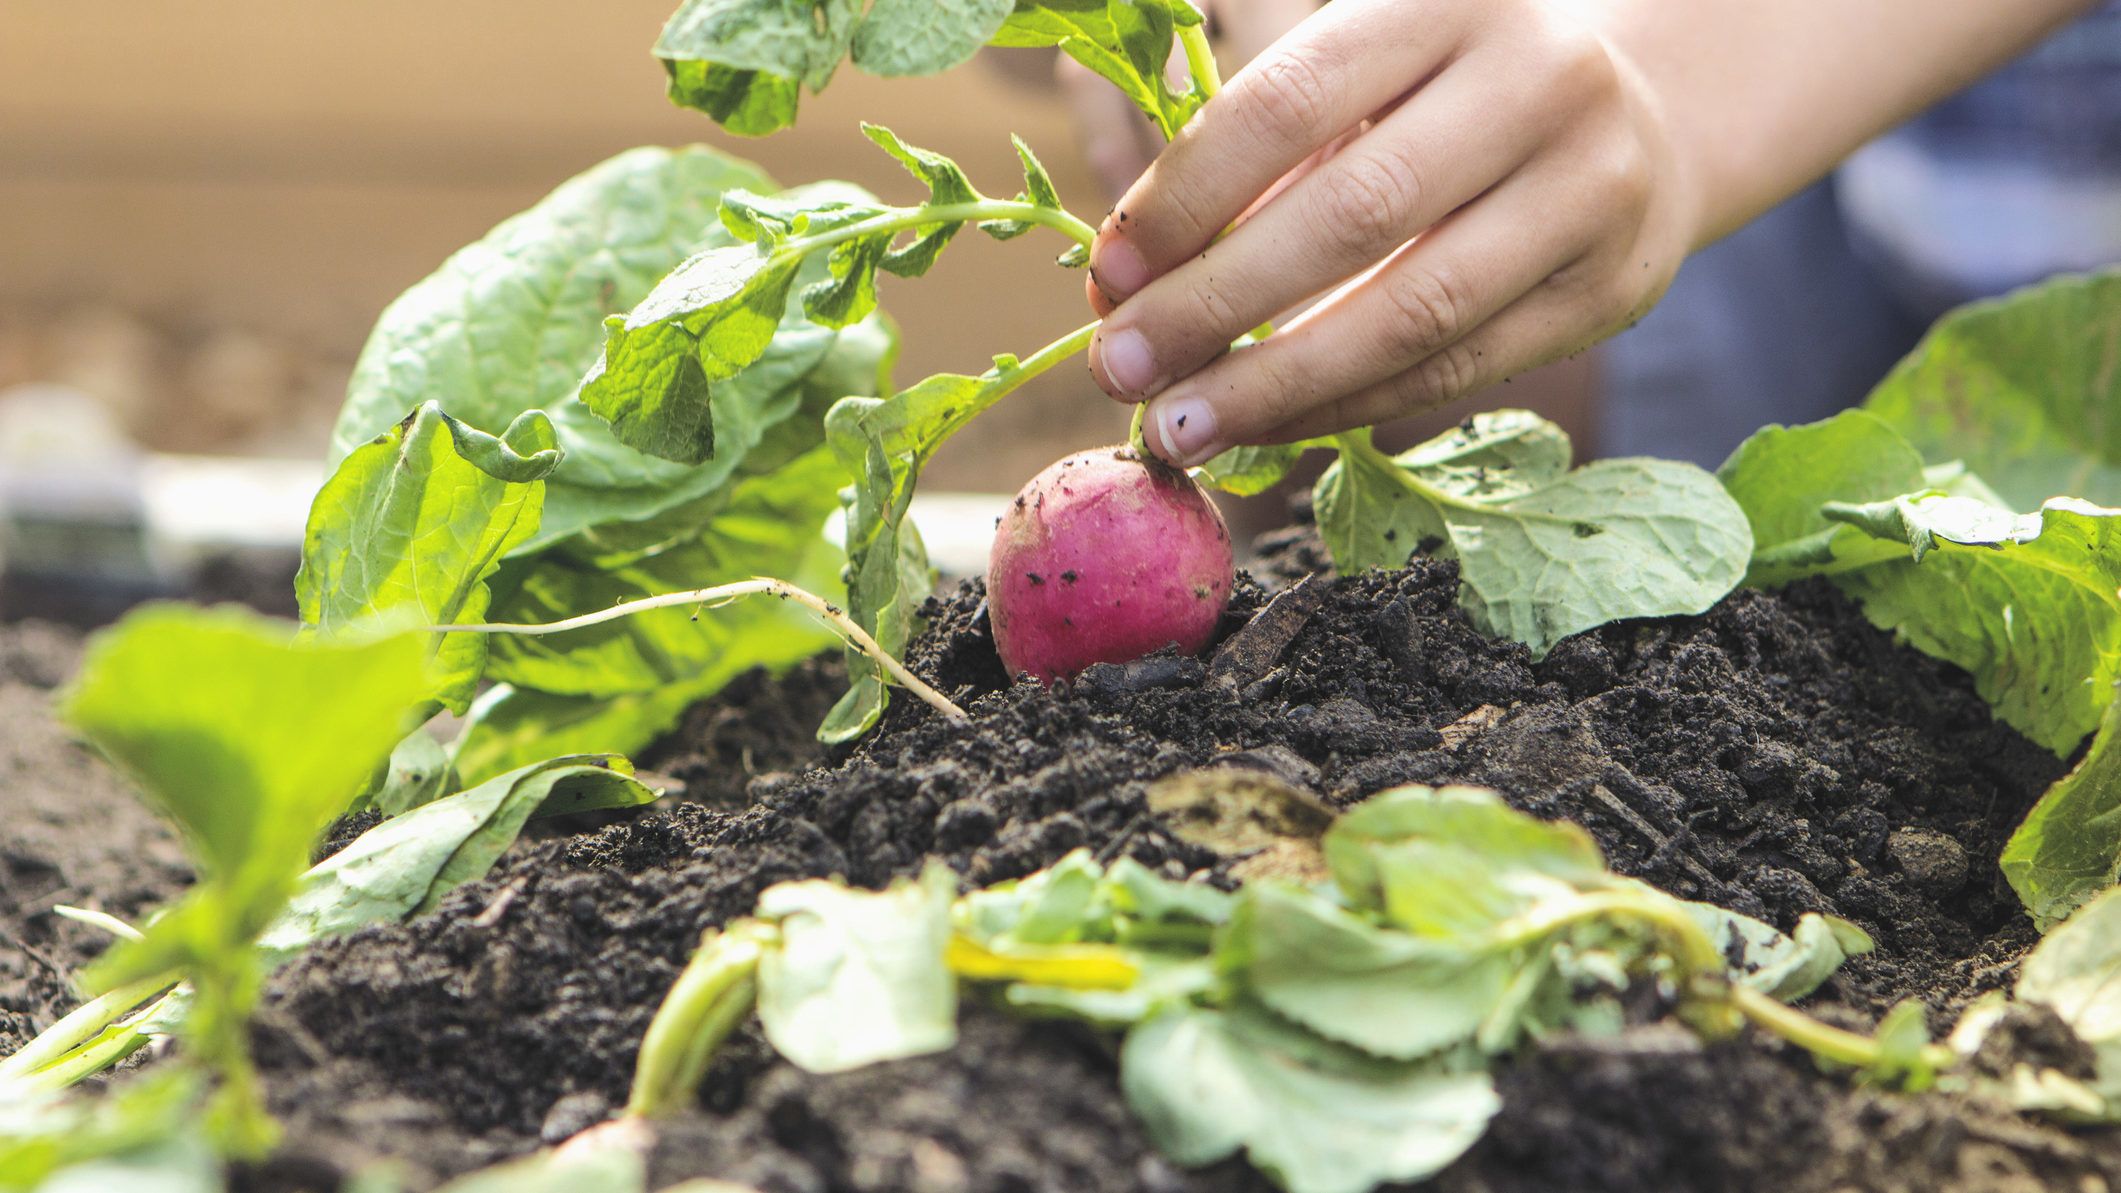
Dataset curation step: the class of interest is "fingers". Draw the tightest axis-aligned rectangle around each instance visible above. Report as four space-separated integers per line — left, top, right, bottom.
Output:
1212 0 1330 67
1136 145 1660 463
1250 286 1614 446
1088 37 1563 402
1088 0 1474 304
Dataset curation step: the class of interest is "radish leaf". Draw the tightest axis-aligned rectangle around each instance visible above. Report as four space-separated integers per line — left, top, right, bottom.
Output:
60 607 429 1154
259 756 654 966
2015 886 2121 1112
655 0 1015 135
300 402 559 714
755 865 959 1073
2002 696 2121 929
484 446 843 698
1824 496 2121 755
1866 271 2121 510
656 0 1199 137
1120 1002 1499 1193
992 0 1210 139
1316 421 1752 658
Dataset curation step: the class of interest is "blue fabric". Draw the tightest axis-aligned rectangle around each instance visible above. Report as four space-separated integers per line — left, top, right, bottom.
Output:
1599 4 2121 467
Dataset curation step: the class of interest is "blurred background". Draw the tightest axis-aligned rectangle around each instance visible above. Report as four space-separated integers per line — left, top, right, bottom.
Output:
0 1 1615 622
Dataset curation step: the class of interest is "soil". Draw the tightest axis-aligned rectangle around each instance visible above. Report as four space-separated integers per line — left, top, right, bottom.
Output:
6 536 2120 1192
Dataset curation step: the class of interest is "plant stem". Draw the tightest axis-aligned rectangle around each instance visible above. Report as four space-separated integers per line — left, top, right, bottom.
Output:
1489 888 1728 978
790 198 1097 259
430 578 968 724
1179 23 1223 100
1725 983 1957 1074
7 1018 154 1093
0 972 173 1083
51 905 144 941
626 922 773 1119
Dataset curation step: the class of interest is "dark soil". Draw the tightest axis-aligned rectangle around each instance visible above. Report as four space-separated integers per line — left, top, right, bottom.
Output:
6 540 2119 1192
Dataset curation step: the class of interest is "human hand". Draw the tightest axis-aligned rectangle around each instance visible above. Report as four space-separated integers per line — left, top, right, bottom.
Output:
1083 0 1702 466
1059 0 1322 201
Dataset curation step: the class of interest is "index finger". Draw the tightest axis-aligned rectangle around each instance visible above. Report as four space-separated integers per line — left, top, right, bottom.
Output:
1087 0 1475 304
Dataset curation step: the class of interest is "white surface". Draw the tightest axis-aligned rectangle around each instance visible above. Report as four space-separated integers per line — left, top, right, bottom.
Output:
139 454 322 550
133 451 1004 573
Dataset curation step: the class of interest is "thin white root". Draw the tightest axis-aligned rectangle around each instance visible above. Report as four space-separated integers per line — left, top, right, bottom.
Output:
429 577 968 724
51 905 144 942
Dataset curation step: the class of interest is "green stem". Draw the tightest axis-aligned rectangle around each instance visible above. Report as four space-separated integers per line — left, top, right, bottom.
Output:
1009 320 1101 380
789 198 1097 259
1179 22 1223 100
5 1016 156 1095
915 319 1100 464
1725 984 1956 1075
1488 888 1726 979
626 922 774 1119
0 973 174 1083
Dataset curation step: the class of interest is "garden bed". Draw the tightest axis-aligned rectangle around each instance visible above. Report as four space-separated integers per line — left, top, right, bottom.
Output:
11 525 2113 1192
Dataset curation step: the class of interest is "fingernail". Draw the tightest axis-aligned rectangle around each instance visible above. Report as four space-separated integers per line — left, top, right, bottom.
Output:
1091 236 1150 299
1099 328 1157 395
1154 393 1218 465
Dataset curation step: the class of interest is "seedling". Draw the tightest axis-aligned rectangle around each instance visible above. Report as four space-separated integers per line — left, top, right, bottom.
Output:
614 783 1970 1193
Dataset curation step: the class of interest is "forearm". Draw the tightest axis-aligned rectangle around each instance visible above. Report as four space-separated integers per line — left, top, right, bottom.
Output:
1576 0 2101 246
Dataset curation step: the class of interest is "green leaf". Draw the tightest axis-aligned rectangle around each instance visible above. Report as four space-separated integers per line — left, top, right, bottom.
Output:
1715 410 1931 586
755 865 959 1073
0 1073 215 1193
61 607 427 897
580 247 801 463
430 1132 647 1193
1393 410 1573 503
257 756 654 967
1870 999 1941 1090
959 849 1106 945
1313 430 1446 569
1195 441 1319 498
1316 422 1752 658
1826 496 2121 755
1681 903 1873 1001
1102 856 1237 929
328 145 771 463
992 0 1208 140
2001 692 2121 929
860 124 977 277
326 146 889 551
1864 271 2121 510
1120 1002 1499 1193
822 337 1083 737
1322 784 1606 915
852 0 1017 77
656 0 861 135
577 148 1005 469
1222 882 1510 1060
449 684 699 788
370 730 455 818
656 0 1014 132
978 136 1066 241
299 403 559 713
484 446 844 698
1446 458 1752 658
2014 885 2121 1112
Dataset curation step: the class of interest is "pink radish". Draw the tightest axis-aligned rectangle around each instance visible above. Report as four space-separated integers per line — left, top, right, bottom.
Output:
988 445 1235 682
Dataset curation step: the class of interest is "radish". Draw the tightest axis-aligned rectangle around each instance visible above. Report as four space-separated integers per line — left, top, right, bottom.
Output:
988 445 1235 682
